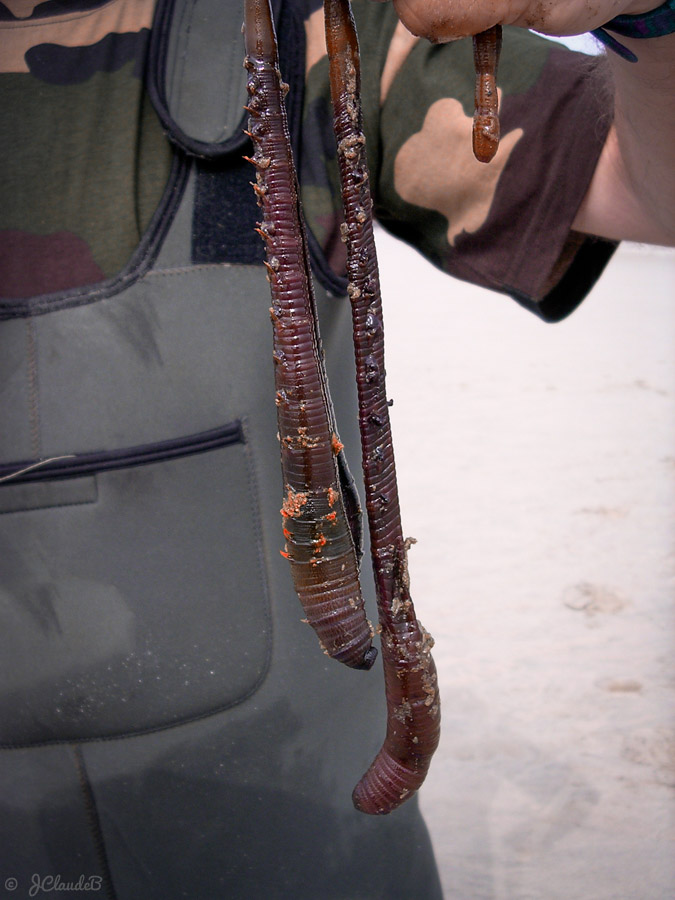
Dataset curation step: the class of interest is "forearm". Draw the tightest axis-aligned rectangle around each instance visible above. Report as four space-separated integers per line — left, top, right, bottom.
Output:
381 0 675 247
573 32 675 245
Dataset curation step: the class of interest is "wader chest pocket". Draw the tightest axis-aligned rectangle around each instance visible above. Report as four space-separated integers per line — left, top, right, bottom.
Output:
0 423 271 747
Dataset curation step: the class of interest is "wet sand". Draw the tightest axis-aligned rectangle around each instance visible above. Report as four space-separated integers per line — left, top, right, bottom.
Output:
377 232 675 900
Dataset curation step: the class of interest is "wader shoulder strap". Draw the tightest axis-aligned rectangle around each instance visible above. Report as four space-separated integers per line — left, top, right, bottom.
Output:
148 0 291 158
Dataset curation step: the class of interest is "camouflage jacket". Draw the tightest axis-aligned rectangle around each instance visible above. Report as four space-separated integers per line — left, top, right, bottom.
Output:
0 0 616 321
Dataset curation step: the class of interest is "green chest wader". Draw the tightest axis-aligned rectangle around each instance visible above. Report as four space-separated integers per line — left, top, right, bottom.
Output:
0 2 441 896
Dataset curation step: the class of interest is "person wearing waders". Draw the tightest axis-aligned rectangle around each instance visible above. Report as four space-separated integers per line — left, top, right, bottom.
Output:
0 1 672 897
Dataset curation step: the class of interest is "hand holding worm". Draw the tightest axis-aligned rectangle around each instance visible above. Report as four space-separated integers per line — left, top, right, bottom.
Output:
374 0 642 42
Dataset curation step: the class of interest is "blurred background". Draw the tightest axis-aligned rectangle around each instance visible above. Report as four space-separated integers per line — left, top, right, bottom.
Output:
377 228 674 899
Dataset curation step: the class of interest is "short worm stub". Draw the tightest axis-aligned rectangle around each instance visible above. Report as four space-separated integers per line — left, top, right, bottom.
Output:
472 25 502 163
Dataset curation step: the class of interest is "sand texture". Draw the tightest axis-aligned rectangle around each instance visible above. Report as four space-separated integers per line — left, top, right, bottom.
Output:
378 233 675 900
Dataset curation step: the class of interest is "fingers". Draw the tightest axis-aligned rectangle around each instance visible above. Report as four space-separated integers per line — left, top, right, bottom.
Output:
389 0 502 42
381 0 640 42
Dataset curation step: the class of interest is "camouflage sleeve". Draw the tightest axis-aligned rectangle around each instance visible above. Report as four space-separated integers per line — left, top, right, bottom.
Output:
301 2 617 322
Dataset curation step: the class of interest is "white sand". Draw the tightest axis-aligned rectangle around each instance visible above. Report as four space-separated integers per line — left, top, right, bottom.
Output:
377 232 675 900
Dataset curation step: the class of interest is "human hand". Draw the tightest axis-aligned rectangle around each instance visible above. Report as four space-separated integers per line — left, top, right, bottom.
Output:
374 0 658 41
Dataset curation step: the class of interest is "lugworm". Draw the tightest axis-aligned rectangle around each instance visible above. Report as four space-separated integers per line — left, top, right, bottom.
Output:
243 0 377 671
324 0 440 815
472 25 503 163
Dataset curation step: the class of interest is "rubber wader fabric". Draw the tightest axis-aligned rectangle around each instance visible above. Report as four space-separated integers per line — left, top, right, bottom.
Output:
0 1 442 897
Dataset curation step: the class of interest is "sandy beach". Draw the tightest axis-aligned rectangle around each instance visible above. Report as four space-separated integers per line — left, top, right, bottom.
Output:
376 232 675 900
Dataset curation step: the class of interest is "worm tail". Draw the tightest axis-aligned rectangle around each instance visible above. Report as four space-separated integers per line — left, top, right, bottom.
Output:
352 543 440 815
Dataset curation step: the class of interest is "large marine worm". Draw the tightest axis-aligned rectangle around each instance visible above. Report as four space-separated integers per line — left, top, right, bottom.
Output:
324 0 440 815
243 0 376 671
472 25 503 163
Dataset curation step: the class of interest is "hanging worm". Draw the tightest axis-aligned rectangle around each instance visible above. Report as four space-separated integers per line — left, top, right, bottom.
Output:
324 0 440 815
243 0 376 671
472 25 502 163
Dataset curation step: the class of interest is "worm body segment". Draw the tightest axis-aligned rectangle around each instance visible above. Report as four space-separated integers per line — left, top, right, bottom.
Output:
472 25 503 163
244 0 376 671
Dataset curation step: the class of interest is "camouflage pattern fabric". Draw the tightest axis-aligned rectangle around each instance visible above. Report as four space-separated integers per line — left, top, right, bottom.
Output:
0 0 614 317
0 0 171 298
300 0 615 316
